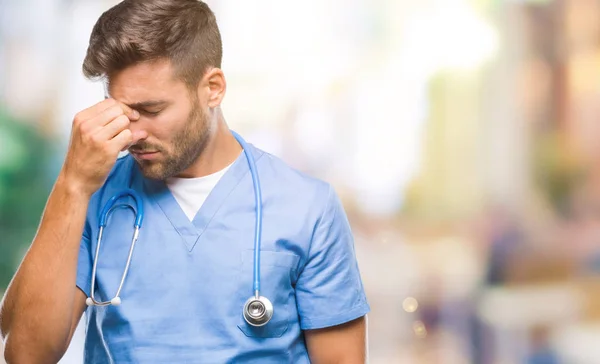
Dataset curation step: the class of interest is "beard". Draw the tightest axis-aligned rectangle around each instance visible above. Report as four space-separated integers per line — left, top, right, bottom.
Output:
131 98 211 180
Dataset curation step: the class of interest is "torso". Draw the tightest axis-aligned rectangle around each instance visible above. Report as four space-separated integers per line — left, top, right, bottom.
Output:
81 145 328 363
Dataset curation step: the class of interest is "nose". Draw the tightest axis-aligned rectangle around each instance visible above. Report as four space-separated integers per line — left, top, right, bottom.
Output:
128 117 148 144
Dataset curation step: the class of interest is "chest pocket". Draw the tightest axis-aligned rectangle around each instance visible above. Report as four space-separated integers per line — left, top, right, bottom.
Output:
236 250 300 338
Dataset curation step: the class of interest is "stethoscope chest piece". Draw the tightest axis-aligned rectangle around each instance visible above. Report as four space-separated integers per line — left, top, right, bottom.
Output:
243 295 273 327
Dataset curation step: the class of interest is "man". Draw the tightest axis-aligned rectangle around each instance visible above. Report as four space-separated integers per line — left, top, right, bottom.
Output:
0 0 370 362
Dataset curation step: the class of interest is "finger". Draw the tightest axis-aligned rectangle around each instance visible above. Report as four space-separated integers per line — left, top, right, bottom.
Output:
77 98 139 125
116 101 140 121
121 130 148 151
76 98 119 122
84 104 127 131
108 129 133 152
96 115 130 141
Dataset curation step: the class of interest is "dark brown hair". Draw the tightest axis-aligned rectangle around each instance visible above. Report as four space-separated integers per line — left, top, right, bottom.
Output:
82 0 222 89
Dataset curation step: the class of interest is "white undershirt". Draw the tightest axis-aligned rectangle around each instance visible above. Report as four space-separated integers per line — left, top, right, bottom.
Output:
166 163 233 221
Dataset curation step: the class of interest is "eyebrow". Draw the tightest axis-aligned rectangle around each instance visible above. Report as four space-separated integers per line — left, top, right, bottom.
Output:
126 100 170 110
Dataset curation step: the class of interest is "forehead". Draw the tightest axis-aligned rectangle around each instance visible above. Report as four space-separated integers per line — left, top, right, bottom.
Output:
107 59 186 102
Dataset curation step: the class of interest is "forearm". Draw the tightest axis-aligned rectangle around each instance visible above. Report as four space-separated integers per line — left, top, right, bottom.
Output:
0 174 90 360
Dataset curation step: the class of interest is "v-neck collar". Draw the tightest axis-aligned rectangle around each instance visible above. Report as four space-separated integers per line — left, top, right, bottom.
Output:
142 142 265 252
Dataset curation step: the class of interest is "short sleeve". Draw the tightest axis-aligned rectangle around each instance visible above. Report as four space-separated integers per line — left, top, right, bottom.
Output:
76 221 93 297
295 186 370 330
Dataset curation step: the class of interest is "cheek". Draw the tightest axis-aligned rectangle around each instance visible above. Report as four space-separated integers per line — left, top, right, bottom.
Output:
150 112 191 144
150 112 183 135
165 108 193 129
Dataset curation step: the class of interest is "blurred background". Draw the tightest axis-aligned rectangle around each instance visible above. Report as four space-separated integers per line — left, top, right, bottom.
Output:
3 0 600 362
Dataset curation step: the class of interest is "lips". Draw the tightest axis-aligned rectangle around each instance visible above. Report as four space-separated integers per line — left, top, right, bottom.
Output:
130 150 160 160
130 149 158 154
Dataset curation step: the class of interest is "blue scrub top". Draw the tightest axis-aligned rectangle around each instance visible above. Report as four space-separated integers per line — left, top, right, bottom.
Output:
76 140 370 363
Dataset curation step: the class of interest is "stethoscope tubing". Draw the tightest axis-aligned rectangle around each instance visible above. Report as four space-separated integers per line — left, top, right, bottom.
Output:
86 132 270 323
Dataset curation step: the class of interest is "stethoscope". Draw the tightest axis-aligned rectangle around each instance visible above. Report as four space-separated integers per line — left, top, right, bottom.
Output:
85 130 274 327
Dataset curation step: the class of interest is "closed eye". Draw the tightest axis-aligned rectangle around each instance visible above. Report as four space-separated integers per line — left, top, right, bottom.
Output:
140 109 162 117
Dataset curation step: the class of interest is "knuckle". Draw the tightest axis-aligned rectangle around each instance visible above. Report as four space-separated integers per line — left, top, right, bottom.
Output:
79 121 91 135
89 133 103 146
73 113 84 126
81 132 94 145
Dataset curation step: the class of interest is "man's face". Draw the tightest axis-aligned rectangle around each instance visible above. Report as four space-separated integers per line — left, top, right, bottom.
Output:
108 60 211 180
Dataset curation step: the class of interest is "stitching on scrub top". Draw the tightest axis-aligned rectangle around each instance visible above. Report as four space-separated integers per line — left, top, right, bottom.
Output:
301 184 334 272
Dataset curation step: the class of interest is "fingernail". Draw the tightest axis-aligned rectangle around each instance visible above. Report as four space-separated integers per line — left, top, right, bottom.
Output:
132 110 139 119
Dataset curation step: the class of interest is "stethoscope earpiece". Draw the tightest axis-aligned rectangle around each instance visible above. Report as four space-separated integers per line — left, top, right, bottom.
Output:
243 295 273 327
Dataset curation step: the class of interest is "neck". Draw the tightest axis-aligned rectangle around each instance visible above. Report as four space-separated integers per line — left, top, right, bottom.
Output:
176 108 242 178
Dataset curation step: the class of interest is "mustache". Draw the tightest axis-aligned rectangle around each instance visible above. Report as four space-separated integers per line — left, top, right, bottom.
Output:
129 142 162 153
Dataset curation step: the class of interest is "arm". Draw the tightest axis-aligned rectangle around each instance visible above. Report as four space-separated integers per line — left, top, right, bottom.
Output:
296 186 370 363
0 179 91 363
0 98 140 363
305 316 367 364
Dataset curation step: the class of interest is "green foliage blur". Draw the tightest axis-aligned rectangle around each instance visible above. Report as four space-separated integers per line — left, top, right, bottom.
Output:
0 107 55 290
533 131 585 216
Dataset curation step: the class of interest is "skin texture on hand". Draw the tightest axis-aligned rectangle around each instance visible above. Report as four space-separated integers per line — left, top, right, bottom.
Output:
61 98 143 196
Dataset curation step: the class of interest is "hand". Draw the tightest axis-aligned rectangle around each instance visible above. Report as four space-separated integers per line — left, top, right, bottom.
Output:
59 98 144 196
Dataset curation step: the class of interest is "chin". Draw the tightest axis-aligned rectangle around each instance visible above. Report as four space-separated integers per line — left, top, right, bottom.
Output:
136 161 168 181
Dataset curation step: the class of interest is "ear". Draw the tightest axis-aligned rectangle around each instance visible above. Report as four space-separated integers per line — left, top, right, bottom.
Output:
202 68 226 108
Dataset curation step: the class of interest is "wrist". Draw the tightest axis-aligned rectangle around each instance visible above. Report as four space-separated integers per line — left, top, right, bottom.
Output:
55 172 92 199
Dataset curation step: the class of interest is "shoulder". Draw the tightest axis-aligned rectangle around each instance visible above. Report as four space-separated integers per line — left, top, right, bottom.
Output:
252 145 337 216
255 145 331 192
